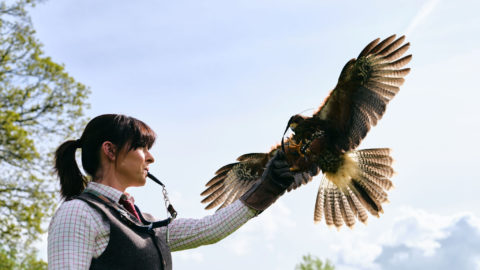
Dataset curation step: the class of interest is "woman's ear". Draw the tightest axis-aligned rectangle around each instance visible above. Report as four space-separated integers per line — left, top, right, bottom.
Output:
101 141 117 161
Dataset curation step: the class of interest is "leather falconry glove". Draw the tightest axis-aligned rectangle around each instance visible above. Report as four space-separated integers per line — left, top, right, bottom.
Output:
240 150 294 212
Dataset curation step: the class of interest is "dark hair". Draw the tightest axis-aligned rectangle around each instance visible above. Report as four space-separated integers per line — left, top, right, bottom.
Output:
54 114 156 199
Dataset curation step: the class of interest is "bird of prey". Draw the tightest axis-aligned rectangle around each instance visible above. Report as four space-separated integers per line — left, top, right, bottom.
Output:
201 35 411 229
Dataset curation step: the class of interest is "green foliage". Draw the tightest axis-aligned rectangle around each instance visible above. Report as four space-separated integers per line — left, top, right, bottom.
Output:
0 0 90 267
0 247 47 270
295 254 335 270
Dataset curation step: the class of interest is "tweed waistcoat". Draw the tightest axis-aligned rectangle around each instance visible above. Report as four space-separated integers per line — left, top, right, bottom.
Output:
77 192 172 270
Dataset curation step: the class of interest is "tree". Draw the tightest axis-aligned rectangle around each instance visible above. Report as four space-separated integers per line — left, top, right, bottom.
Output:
295 254 335 270
0 0 89 267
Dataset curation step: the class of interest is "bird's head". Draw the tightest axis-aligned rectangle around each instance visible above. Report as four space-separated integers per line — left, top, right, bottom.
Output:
286 114 306 132
281 114 306 153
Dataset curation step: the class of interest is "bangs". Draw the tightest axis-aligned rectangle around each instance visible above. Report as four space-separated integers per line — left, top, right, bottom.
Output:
109 114 156 151
128 118 156 150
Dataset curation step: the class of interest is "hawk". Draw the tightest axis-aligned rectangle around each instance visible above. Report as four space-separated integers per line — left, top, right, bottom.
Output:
201 35 411 228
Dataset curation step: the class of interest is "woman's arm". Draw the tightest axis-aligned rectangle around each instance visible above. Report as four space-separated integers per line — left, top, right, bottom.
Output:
48 200 106 270
165 152 294 252
163 200 257 251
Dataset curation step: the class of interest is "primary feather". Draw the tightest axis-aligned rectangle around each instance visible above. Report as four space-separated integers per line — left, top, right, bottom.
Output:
201 35 411 229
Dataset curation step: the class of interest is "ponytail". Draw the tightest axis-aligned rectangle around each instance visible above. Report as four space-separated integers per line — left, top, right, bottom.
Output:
54 139 87 199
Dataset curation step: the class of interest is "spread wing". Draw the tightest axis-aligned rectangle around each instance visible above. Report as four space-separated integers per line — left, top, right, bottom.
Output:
201 35 411 215
200 153 267 210
313 35 411 152
201 142 316 210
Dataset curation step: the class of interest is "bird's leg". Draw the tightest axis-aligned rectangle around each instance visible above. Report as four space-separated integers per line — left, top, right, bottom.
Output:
286 140 299 150
289 140 306 157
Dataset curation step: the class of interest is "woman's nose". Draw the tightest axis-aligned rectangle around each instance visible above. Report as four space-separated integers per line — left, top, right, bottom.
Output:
145 149 155 163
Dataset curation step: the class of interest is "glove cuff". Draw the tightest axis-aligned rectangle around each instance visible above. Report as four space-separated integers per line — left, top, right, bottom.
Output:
239 176 287 212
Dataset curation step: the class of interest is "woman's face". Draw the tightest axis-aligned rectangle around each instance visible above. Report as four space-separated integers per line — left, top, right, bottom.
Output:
115 146 155 187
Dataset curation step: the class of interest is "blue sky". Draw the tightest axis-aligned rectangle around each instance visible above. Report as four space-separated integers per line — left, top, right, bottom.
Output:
30 0 480 269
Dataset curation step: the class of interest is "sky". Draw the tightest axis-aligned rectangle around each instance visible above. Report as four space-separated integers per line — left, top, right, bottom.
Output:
28 0 480 269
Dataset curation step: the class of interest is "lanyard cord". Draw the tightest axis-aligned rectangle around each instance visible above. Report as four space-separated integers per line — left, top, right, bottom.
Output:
147 172 178 243
147 172 177 220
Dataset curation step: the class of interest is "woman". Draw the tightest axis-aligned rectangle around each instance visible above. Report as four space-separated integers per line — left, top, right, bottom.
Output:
48 114 294 270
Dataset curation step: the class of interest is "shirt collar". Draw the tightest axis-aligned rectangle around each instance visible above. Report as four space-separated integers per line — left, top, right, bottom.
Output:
85 182 125 203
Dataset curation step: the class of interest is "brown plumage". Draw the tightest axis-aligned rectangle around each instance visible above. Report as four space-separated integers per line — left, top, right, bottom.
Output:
201 35 411 229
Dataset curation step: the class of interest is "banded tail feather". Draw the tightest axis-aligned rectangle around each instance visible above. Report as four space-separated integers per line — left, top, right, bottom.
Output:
314 148 394 228
201 36 410 230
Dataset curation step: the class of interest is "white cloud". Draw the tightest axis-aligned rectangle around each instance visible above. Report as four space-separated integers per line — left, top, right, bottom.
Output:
374 213 480 270
334 239 382 269
380 208 452 254
334 209 480 270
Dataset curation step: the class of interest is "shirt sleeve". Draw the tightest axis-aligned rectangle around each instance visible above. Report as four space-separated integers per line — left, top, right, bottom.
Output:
164 200 257 252
48 200 102 270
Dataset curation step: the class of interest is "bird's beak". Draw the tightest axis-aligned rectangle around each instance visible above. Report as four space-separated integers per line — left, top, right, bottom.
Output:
281 119 293 153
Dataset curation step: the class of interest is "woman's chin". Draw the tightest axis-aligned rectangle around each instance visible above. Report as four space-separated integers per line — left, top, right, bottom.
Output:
130 176 147 187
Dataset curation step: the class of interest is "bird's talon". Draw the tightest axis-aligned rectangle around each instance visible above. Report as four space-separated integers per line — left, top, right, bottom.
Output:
290 166 300 172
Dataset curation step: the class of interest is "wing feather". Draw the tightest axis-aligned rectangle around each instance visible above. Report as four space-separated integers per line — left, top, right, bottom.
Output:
377 35 405 56
201 149 276 209
204 171 241 209
373 68 410 78
218 180 247 210
202 183 227 204
200 180 224 197
378 55 412 69
368 34 397 54
383 43 410 62
215 163 237 175
237 153 268 162
357 38 380 57
205 170 229 187
371 77 405 86
202 36 409 230
312 35 411 152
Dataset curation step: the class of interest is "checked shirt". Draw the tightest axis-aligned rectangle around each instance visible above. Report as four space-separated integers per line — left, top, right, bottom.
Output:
48 182 257 270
